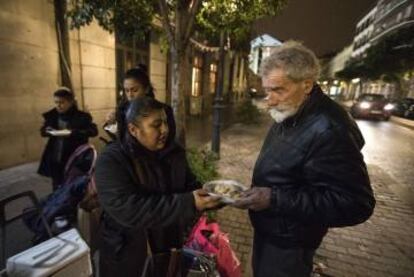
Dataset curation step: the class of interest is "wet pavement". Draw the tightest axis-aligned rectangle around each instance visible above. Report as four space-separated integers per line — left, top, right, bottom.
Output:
357 119 414 200
186 101 241 148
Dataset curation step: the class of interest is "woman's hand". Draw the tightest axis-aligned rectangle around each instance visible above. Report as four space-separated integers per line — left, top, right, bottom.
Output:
193 189 223 211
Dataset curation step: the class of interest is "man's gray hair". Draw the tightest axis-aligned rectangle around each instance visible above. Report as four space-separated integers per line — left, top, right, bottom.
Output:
259 41 320 82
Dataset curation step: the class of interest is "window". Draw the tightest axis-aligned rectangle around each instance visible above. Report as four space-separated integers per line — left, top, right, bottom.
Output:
209 63 217 94
191 56 203 97
115 33 149 101
406 5 413 18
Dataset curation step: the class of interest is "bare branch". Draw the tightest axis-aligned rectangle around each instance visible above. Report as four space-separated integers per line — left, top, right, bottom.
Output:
158 0 175 47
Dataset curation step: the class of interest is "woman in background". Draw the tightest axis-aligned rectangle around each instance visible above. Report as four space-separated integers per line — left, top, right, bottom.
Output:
38 87 98 190
103 64 176 143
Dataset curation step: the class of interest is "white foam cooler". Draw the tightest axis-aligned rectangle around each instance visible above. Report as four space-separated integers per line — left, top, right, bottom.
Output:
6 228 92 277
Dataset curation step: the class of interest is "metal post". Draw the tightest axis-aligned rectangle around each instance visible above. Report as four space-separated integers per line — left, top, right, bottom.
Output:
211 30 226 157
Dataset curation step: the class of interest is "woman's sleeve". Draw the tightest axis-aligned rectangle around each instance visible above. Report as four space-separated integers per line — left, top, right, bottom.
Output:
40 114 52 137
95 150 197 229
71 113 98 138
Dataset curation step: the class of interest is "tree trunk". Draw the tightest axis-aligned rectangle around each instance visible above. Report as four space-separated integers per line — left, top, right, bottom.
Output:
170 48 187 146
395 76 407 99
54 0 72 90
158 0 202 147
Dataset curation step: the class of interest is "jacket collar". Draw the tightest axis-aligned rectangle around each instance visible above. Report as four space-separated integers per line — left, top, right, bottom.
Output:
281 84 325 128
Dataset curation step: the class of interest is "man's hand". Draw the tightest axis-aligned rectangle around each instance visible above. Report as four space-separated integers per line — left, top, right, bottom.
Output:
233 187 272 211
193 189 223 211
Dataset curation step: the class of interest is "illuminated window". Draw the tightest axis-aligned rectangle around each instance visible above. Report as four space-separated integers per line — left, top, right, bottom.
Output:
406 5 412 18
209 63 217 94
191 56 203 97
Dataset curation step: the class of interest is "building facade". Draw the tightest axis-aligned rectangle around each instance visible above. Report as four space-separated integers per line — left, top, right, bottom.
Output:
0 1 248 169
371 0 414 43
335 0 414 100
249 34 282 75
352 6 377 59
0 0 116 169
324 45 354 98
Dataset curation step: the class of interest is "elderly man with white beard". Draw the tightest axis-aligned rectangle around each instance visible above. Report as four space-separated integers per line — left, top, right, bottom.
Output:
234 41 375 277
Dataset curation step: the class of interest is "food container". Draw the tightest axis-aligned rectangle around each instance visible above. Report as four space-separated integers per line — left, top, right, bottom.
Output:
203 180 247 204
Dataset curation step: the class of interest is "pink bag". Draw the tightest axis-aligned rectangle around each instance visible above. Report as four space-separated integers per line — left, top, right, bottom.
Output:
185 216 241 277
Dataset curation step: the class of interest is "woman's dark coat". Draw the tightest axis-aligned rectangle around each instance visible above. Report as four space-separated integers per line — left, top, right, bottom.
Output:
38 106 98 182
95 128 200 277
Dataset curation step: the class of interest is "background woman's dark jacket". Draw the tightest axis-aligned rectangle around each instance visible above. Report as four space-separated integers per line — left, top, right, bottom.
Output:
250 85 375 249
95 131 200 277
38 106 98 183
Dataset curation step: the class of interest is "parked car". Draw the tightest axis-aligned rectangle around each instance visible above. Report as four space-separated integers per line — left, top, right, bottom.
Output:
350 94 393 120
391 97 414 118
404 104 414 119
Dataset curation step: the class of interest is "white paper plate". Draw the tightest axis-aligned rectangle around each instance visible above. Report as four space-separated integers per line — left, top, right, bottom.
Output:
203 180 247 204
104 123 118 134
47 129 72 136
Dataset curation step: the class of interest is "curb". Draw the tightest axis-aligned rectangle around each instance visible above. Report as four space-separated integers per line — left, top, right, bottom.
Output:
338 101 414 130
390 116 414 130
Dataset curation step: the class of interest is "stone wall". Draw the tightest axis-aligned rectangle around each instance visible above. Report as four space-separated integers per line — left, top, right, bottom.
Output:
0 1 116 168
0 0 60 168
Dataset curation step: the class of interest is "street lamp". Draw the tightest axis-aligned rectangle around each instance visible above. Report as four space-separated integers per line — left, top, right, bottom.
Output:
211 30 226 157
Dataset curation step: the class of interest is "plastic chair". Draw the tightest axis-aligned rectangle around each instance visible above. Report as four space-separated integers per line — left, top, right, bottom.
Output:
0 191 53 268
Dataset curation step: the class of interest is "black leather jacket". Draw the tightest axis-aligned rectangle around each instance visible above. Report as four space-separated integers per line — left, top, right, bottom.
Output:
250 85 375 249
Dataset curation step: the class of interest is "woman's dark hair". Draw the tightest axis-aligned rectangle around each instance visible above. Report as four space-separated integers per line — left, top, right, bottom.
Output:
124 65 155 98
118 97 165 142
126 97 165 125
54 87 74 101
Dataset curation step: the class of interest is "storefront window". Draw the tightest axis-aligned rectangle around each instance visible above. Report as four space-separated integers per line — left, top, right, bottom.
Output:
191 56 203 97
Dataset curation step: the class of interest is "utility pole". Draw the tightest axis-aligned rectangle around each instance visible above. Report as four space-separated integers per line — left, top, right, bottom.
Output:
211 30 226 157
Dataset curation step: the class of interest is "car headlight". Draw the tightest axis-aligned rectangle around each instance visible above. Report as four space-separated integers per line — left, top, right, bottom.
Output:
384 103 394 110
359 102 371 109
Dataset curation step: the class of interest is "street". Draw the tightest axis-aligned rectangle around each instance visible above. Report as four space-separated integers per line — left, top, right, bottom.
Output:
358 119 414 194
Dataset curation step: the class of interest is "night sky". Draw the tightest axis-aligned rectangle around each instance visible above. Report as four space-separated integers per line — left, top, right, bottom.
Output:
253 0 377 56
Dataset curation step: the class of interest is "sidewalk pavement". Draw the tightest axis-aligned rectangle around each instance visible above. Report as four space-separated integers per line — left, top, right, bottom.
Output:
213 114 414 277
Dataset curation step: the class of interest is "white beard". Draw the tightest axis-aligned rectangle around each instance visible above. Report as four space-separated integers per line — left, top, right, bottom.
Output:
268 106 299 123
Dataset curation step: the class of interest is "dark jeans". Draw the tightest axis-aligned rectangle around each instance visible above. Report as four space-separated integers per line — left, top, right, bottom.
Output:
50 161 64 191
99 235 147 277
253 233 315 277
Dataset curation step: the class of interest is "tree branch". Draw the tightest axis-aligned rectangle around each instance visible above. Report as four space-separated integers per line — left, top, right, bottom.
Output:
182 0 202 48
158 0 175 47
